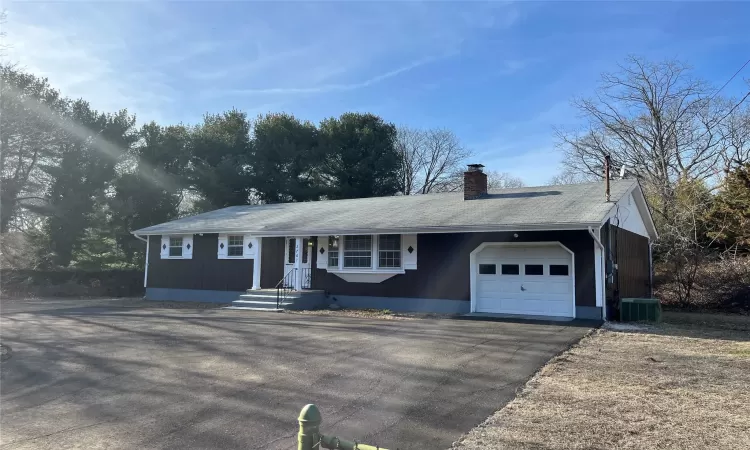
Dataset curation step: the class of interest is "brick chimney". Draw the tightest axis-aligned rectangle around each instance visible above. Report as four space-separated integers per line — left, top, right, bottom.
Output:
464 164 488 200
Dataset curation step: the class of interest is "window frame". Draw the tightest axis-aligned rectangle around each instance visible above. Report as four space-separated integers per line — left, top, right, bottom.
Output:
524 264 544 276
549 264 570 276
377 234 401 269
169 237 183 258
501 264 520 275
324 234 408 273
227 235 244 257
343 235 373 269
328 236 339 268
478 264 496 275
287 238 296 264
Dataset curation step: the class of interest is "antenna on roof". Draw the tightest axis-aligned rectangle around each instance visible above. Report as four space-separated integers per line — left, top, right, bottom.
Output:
619 165 627 179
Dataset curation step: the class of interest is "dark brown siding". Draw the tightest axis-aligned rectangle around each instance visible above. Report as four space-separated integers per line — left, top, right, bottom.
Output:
612 225 651 298
311 230 596 306
260 237 285 288
147 234 253 291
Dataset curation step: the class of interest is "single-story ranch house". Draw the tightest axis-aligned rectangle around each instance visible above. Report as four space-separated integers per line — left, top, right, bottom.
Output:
133 165 657 321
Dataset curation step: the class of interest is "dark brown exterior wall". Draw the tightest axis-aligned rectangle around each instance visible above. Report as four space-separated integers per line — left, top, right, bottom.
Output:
611 225 651 299
147 234 253 291
260 237 285 288
311 230 596 306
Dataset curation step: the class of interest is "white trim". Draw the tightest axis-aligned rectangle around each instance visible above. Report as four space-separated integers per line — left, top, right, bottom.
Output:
330 271 402 283
594 243 604 308
160 236 169 259
144 237 149 287
252 237 262 290
315 235 329 269
182 235 193 259
292 237 302 290
327 269 405 275
133 223 599 238
588 226 606 320
469 241 575 318
338 234 344 270
161 234 194 260
600 183 658 240
217 234 228 258
402 234 417 270
632 184 659 239
133 234 149 287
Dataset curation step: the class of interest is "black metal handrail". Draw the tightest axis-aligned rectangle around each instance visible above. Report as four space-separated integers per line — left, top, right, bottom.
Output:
275 268 297 309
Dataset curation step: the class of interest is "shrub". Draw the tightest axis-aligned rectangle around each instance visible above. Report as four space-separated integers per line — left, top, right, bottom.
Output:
0 269 144 298
656 257 750 312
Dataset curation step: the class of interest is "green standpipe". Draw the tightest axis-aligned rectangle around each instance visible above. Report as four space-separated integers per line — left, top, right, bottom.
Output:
298 404 389 450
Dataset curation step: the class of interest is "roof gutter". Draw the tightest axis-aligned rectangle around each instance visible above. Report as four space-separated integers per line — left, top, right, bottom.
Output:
131 223 603 237
133 234 148 243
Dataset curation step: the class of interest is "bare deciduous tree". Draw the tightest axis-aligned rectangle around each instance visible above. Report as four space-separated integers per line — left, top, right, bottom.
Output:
717 96 750 171
487 170 525 189
396 126 471 194
547 168 597 185
557 56 749 220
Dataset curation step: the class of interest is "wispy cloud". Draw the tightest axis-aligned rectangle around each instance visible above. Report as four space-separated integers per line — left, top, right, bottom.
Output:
3 4 177 123
2 1 523 124
219 56 442 97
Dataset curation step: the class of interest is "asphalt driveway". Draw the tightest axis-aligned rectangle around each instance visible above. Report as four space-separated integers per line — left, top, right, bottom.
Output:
0 299 590 449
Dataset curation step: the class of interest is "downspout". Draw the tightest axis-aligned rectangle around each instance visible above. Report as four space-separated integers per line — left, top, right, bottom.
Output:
648 239 654 298
133 234 149 289
588 226 607 321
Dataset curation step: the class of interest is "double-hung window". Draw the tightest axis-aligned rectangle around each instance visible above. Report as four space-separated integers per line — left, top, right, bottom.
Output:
378 234 401 268
343 235 372 268
328 236 339 267
227 235 244 257
169 237 183 257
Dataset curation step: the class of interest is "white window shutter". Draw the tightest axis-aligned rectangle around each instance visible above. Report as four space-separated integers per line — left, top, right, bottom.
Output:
183 235 194 259
243 234 256 259
402 234 417 270
160 236 170 259
316 236 328 269
217 234 228 259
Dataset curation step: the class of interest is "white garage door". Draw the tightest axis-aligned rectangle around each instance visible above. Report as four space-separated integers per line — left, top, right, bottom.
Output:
474 244 574 317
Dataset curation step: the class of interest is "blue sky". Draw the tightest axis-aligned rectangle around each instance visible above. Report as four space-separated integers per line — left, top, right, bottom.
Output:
5 1 750 185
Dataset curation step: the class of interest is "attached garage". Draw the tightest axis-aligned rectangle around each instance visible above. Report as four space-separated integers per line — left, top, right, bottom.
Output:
471 243 575 318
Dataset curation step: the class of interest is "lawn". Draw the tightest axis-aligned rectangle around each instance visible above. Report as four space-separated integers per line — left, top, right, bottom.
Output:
453 312 750 449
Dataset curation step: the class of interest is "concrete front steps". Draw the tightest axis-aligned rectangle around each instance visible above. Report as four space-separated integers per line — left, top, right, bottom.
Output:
224 289 326 312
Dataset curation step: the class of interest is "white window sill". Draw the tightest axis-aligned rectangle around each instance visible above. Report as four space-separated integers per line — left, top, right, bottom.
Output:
327 268 405 274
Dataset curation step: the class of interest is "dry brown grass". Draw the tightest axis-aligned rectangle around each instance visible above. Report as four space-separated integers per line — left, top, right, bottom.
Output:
453 315 750 450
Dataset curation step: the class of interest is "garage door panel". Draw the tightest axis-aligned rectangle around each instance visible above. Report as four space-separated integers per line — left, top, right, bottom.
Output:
474 244 575 318
498 298 572 316
478 246 569 260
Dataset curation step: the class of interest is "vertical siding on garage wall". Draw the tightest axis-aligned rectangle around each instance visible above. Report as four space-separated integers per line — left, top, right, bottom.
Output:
611 225 651 299
312 230 596 306
147 234 253 291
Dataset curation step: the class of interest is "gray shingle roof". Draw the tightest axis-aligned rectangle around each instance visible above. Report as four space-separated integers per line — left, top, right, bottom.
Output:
133 180 638 236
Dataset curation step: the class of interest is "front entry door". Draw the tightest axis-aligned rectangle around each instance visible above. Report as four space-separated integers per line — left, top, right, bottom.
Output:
283 237 312 289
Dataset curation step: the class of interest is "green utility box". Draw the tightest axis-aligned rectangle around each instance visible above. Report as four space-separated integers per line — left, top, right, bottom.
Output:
620 298 662 322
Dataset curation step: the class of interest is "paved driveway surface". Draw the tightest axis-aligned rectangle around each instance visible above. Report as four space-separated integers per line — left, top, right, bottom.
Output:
0 299 590 449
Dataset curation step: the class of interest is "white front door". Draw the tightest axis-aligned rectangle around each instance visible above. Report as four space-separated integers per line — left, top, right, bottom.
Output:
474 244 574 317
283 237 312 288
